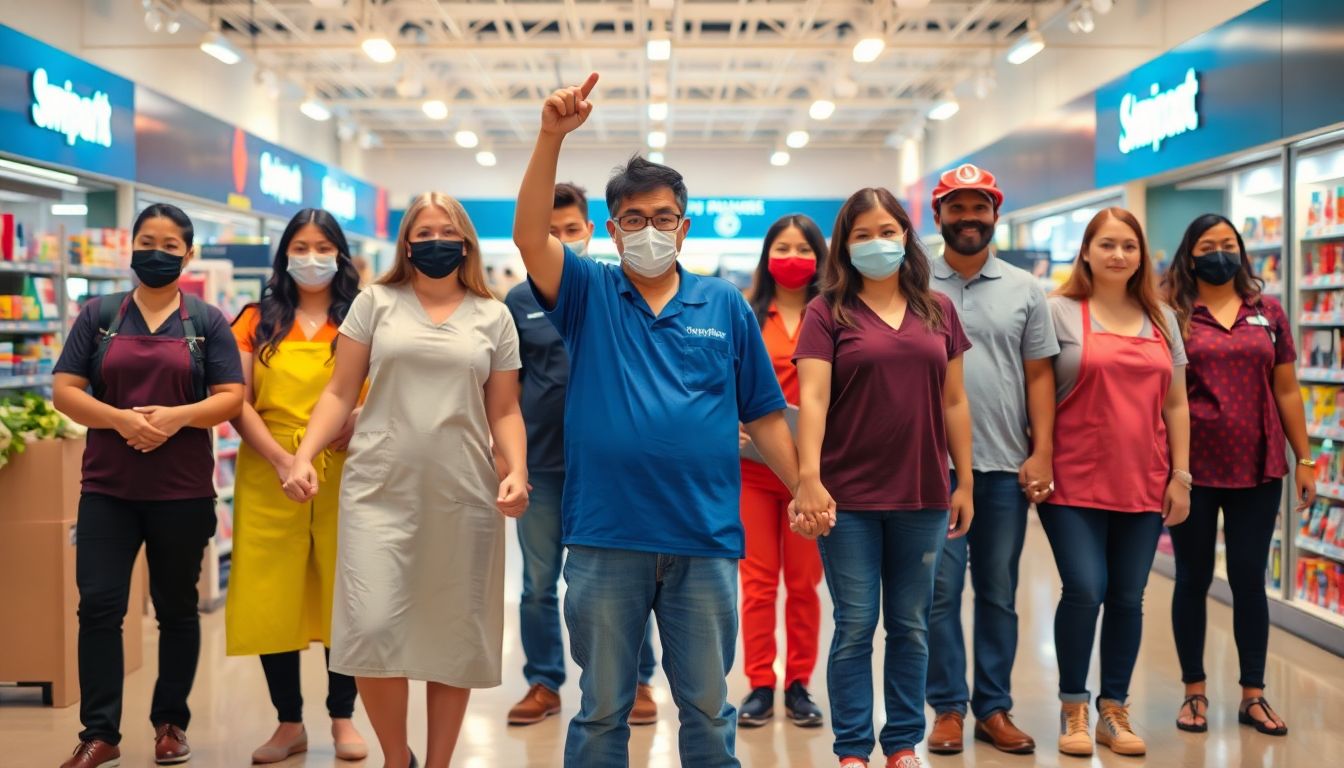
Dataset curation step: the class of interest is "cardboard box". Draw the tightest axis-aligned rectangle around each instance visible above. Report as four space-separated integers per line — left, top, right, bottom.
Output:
0 437 85 524
0 521 145 707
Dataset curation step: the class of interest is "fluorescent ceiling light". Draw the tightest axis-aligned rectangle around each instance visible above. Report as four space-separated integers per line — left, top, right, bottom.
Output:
454 129 480 148
422 99 449 120
770 150 791 167
647 130 668 149
1007 28 1046 65
0 158 80 186
475 150 497 167
648 102 669 121
834 75 859 100
299 95 332 122
144 9 163 33
165 16 181 35
927 93 960 121
786 130 810 149
199 31 241 65
1093 0 1114 13
51 204 88 216
852 36 886 63
809 99 836 121
648 151 665 164
396 75 425 98
647 37 672 61
361 36 397 63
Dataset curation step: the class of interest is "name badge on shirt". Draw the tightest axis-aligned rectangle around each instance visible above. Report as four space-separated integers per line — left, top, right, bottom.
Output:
526 311 545 320
1247 315 1270 327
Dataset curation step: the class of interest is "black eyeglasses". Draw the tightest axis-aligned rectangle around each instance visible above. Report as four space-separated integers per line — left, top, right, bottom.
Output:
614 213 684 232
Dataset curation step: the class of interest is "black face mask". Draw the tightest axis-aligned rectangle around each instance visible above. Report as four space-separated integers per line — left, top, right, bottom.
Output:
1192 249 1241 286
940 218 994 256
131 249 185 288
409 240 465 279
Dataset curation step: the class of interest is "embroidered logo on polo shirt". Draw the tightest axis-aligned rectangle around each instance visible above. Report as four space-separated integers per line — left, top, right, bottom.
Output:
526 311 545 319
685 325 727 340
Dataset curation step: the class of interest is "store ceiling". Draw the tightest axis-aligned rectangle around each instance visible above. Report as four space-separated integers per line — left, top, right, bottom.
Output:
179 0 1071 152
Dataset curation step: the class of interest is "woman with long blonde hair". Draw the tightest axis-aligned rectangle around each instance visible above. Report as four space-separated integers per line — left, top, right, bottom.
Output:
284 192 528 768
1039 207 1190 758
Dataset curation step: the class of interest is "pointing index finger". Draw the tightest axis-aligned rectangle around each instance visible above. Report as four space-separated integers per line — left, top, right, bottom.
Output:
579 72 599 98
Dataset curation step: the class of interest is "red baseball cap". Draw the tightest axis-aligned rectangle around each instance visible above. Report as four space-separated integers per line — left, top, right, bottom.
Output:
931 163 1004 215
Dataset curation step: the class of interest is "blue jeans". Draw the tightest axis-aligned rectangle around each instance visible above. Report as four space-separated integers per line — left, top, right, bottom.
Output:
818 509 949 760
1038 503 1164 703
563 546 739 768
517 472 656 691
927 471 1029 718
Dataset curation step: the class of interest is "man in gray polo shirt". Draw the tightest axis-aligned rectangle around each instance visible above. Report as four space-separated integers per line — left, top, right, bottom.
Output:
925 164 1060 755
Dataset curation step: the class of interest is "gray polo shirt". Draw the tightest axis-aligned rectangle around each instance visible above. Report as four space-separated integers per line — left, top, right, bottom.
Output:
933 254 1060 473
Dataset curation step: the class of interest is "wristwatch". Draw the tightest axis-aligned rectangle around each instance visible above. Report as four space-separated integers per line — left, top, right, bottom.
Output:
1171 469 1193 489
1299 457 1318 468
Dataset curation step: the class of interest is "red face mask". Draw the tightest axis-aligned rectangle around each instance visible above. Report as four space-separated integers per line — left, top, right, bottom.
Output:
768 256 816 290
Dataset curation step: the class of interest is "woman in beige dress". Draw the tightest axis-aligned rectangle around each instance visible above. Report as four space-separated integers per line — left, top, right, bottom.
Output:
284 192 528 768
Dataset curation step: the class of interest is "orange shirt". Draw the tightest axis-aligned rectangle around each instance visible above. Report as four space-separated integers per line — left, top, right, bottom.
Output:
762 302 804 405
232 305 339 352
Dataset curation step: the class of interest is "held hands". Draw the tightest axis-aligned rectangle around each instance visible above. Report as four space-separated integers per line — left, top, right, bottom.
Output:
541 73 598 136
1295 464 1317 512
270 452 295 485
497 472 529 518
1019 452 1054 504
738 424 752 451
116 408 170 452
947 485 974 539
789 478 838 540
282 458 320 503
1163 478 1192 527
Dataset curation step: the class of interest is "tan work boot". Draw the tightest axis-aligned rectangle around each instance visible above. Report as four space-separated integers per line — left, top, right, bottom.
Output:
1058 701 1093 756
507 684 561 725
1096 699 1146 756
629 683 658 725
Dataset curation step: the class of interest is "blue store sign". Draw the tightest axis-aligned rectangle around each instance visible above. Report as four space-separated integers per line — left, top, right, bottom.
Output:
0 24 136 180
135 86 388 239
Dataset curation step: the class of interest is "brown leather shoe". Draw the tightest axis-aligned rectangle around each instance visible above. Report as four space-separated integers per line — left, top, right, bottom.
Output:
974 710 1036 754
507 684 562 726
153 724 191 765
629 683 658 726
928 711 964 754
60 740 121 768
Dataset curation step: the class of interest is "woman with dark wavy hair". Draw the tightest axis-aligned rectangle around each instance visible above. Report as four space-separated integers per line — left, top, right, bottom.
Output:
226 208 368 763
793 188 974 768
1163 214 1311 738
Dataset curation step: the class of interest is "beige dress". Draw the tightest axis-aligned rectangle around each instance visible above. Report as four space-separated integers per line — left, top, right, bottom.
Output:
331 284 520 687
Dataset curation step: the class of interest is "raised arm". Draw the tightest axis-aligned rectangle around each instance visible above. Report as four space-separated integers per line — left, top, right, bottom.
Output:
514 72 599 306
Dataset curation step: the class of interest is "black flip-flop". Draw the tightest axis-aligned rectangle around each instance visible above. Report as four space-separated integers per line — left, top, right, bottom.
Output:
1239 697 1289 736
1176 694 1209 733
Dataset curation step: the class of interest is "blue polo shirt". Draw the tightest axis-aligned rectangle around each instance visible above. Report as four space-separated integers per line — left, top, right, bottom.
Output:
532 247 786 558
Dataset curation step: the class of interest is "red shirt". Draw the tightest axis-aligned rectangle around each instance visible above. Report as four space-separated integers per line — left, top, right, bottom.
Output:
794 293 971 511
761 302 803 405
1185 297 1295 488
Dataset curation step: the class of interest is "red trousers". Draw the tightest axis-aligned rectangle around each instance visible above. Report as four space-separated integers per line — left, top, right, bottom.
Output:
739 459 823 689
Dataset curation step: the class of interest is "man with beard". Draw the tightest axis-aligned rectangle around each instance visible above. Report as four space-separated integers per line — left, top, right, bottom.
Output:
925 164 1059 755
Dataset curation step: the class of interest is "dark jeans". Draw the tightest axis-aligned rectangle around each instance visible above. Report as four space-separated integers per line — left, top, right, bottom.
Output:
518 471 656 692
927 471 1029 719
817 509 948 759
76 493 216 745
260 647 359 722
1038 503 1164 704
1169 481 1283 689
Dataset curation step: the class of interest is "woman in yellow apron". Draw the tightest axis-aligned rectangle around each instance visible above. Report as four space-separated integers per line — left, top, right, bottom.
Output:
226 209 368 763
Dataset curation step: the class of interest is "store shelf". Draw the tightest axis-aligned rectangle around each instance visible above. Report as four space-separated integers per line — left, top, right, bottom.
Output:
1302 225 1344 243
1299 368 1344 384
1299 315 1344 327
1318 481 1344 501
1247 241 1283 253
1290 598 1344 628
1297 535 1344 562
68 264 133 280
1309 423 1344 441
0 260 60 275
0 373 53 389
1262 281 1283 296
1300 274 1344 290
0 319 61 334
215 539 233 557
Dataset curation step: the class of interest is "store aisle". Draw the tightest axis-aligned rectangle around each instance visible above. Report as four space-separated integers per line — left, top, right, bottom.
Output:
3 517 1341 767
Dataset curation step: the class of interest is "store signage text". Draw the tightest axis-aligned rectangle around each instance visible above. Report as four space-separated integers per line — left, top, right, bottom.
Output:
258 151 303 205
322 176 357 221
29 67 113 148
1118 68 1201 154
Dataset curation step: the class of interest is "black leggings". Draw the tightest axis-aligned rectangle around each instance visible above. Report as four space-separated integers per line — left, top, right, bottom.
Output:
259 647 358 723
1169 481 1282 689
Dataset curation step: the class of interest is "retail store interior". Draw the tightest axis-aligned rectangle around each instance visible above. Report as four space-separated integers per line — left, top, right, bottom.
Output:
3 0 1344 766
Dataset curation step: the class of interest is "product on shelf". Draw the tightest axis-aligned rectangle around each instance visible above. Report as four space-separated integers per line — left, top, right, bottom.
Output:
1268 538 1282 590
1296 557 1344 614
67 229 131 269
1304 385 1343 426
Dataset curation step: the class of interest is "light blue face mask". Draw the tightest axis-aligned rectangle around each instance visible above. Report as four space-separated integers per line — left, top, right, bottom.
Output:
848 238 906 280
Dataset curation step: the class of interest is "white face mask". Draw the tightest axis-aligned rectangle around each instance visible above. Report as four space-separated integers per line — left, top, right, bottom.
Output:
287 255 339 288
619 225 679 278
563 239 590 258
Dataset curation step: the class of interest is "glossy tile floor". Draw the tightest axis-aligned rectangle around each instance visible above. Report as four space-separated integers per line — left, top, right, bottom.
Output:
4 517 1342 767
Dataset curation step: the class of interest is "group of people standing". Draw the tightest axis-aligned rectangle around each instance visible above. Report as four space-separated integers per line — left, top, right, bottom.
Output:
48 70 1308 768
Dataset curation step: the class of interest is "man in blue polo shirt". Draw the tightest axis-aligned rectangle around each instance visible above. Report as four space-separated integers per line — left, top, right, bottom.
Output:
514 73 802 768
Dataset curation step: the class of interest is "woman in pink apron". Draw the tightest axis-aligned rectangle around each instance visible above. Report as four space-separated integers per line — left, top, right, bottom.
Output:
1037 207 1191 758
51 204 245 768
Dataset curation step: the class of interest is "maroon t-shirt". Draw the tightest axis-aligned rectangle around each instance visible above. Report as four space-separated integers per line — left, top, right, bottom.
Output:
794 292 971 511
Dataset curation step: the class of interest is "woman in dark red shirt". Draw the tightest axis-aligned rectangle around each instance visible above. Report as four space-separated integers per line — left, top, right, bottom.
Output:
1163 214 1312 737
51 204 245 768
794 188 973 768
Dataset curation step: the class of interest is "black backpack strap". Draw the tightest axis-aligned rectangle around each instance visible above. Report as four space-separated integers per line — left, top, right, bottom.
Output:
89 292 131 398
179 293 210 402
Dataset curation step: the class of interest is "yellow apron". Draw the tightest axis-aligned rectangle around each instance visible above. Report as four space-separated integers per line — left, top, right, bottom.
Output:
225 339 346 656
